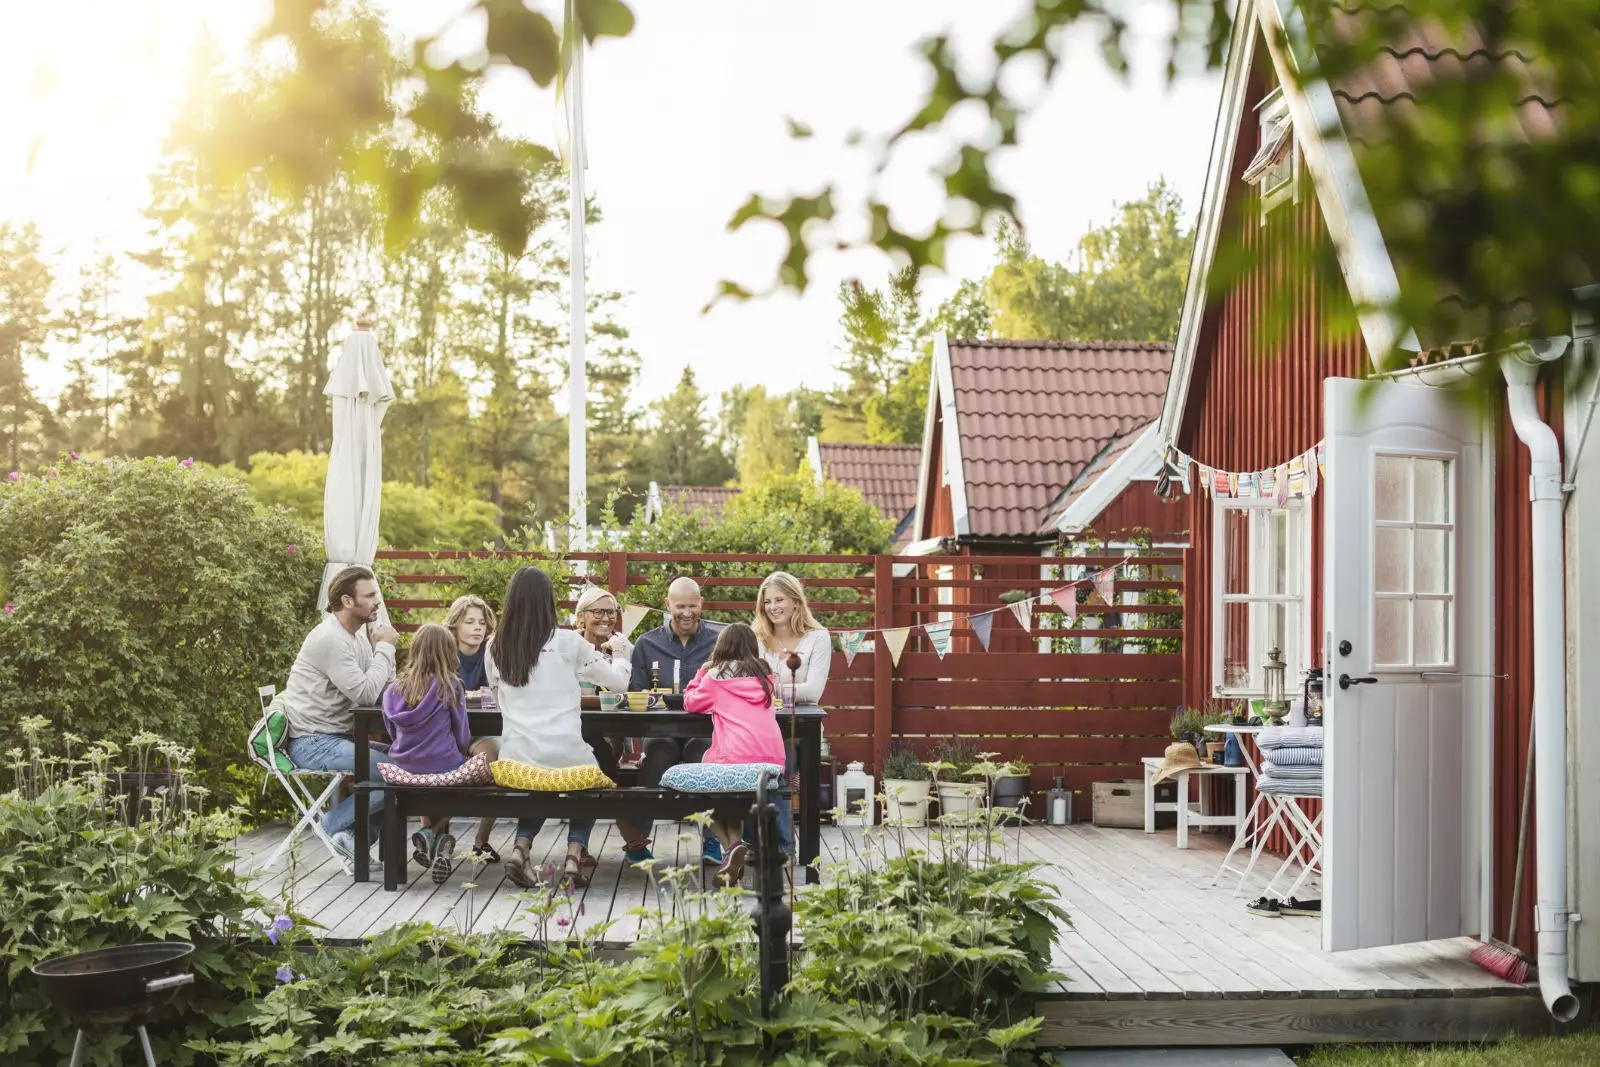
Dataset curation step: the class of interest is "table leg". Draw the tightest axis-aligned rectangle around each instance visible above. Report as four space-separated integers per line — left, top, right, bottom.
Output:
354 716 370 883
383 791 402 891
1143 762 1155 834
1176 771 1190 849
1234 768 1247 838
800 721 821 885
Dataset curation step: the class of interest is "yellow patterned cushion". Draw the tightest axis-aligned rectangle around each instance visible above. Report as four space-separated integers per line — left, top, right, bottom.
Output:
491 759 615 791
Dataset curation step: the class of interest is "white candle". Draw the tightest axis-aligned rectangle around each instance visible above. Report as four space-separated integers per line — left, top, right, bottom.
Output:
673 659 681 692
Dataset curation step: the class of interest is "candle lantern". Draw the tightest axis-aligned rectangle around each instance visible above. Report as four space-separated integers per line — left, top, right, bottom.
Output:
1046 777 1072 826
1263 646 1289 724
1303 667 1324 726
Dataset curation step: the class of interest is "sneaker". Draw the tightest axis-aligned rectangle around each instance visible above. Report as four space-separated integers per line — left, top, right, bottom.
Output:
431 834 456 885
412 828 437 870
1280 897 1322 917
330 830 357 867
1246 896 1282 918
715 842 748 888
621 838 654 868
701 837 723 867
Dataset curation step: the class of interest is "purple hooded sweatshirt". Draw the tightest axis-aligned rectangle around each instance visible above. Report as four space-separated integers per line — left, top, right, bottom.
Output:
381 678 471 774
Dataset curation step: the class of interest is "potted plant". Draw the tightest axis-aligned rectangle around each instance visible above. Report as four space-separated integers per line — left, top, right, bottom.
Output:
931 737 985 824
881 744 933 825
989 758 1032 819
1169 707 1209 760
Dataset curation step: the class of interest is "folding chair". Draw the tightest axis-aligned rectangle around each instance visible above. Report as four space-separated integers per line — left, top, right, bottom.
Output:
247 684 352 876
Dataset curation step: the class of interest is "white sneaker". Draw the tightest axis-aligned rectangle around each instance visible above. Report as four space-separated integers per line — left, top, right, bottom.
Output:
330 831 357 866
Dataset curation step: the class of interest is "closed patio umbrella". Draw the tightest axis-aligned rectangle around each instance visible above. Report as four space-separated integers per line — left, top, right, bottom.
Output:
318 317 394 620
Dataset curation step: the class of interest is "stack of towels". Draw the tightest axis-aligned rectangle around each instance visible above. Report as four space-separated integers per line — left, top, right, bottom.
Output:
1256 725 1323 796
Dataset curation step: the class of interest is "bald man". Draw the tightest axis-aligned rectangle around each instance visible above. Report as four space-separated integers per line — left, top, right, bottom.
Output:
626 576 727 867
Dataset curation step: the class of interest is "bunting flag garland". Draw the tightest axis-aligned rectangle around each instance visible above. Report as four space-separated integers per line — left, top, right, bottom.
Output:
922 619 955 658
1275 464 1290 507
1160 439 1327 504
968 611 995 651
620 604 651 639
879 627 911 667
839 630 870 667
1303 445 1319 498
1049 586 1077 624
1316 442 1326 479
1008 597 1034 633
1092 565 1118 606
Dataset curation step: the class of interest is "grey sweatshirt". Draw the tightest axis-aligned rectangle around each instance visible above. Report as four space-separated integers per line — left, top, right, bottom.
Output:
280 614 397 738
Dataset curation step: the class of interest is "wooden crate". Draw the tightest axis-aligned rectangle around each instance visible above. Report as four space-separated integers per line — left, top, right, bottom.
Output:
1092 777 1175 829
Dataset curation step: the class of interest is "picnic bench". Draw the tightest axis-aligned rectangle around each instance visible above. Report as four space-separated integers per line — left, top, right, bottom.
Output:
350 704 828 884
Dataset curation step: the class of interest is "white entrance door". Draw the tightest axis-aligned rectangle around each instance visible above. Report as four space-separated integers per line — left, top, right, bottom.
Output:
1322 377 1487 951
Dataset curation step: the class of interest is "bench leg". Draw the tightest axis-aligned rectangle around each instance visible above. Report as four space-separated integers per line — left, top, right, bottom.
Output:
383 794 403 891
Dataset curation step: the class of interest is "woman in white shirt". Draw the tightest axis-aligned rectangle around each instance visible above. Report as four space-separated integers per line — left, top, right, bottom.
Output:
752 571 831 859
488 567 632 888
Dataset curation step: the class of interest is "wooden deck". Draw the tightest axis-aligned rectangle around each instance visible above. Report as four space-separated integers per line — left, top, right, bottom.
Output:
234 820 1562 1048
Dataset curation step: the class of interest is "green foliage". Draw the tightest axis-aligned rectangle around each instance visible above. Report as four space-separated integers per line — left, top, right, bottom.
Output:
930 737 981 777
1297 1034 1600 1067
223 450 502 550
883 744 933 782
0 457 322 761
645 367 737 489
727 470 894 556
735 385 800 486
432 540 576 623
0 723 272 1067
0 222 54 474
1169 707 1207 740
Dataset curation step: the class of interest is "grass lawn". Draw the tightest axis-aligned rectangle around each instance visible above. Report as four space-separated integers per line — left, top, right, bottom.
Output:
1297 1033 1600 1066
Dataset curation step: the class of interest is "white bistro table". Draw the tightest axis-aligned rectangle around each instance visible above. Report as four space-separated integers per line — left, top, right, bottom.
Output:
1140 754 1249 849
1205 723 1269 888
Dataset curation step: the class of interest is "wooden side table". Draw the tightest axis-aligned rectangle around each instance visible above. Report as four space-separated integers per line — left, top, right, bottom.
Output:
1141 756 1251 849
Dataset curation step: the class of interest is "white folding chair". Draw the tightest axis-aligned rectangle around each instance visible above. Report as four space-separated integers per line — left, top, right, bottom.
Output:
247 685 352 876
1257 790 1324 900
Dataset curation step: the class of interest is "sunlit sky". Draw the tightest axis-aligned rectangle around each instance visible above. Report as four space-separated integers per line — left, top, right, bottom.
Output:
2 0 1221 406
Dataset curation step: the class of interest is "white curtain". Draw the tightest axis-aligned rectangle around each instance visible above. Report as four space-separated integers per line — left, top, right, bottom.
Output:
318 329 394 619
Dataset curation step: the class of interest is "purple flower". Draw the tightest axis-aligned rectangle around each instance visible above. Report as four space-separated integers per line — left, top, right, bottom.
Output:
69 451 78 460
180 457 194 469
556 917 570 929
274 964 295 984
7 472 16 482
265 915 292 945
287 544 298 555
2 604 12 616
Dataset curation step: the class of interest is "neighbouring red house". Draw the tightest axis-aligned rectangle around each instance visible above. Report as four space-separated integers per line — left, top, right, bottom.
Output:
805 439 922 550
1164 0 1591 1014
642 483 740 522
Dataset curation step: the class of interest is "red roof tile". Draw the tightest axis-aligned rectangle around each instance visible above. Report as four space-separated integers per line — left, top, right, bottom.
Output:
946 339 1171 537
657 485 739 518
816 442 921 523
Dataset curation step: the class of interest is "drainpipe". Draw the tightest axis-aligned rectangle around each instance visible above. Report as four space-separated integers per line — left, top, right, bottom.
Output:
1500 336 1579 1021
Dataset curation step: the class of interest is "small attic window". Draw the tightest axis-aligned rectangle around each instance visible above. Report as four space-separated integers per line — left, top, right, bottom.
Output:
1243 88 1298 220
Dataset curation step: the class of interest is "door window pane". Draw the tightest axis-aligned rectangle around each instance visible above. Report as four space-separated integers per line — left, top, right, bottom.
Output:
1375 527 1412 594
1375 599 1411 665
1414 599 1450 665
1414 529 1450 594
1415 458 1451 524
1376 455 1412 522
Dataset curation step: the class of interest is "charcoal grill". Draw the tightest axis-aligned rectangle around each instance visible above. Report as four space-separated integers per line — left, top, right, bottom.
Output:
31 941 195 1067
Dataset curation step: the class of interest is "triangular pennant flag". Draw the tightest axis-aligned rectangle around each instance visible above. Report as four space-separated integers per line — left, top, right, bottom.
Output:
1238 471 1256 499
1288 455 1307 498
1303 446 1319 498
1176 452 1192 495
922 619 954 658
879 627 911 667
1214 469 1231 498
621 604 651 639
1008 598 1034 632
838 630 869 667
1198 464 1213 498
968 610 996 651
1316 440 1326 480
1275 464 1291 507
1259 466 1277 499
1049 585 1077 625
1093 565 1118 606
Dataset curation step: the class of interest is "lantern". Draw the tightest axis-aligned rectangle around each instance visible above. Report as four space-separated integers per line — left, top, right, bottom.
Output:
1263 646 1289 723
1046 777 1072 826
1303 667 1324 726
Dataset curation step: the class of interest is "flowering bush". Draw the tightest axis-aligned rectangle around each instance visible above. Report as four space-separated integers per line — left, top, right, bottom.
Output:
0 456 323 758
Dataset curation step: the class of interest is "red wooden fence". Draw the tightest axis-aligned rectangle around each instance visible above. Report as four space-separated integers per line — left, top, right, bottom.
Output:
375 548 1184 817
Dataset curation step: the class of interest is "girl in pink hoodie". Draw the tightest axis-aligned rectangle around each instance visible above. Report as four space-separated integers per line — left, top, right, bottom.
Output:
683 623 784 885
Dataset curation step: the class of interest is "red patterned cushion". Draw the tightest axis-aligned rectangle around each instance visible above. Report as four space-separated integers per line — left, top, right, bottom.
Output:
377 751 494 787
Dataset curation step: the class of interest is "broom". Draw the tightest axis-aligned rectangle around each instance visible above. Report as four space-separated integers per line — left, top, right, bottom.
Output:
1470 728 1535 983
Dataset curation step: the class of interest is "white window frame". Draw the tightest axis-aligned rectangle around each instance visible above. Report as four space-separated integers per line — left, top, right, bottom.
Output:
1246 88 1300 222
1370 449 1459 672
1211 498 1313 696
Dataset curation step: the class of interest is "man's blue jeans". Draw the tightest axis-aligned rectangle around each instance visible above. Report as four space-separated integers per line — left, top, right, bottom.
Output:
287 734 388 844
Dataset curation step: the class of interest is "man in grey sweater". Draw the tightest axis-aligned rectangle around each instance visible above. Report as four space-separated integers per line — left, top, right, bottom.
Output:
279 565 398 862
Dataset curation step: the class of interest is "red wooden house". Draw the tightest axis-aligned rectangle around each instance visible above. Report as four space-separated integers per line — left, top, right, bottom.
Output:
805 439 922 549
1164 0 1589 1016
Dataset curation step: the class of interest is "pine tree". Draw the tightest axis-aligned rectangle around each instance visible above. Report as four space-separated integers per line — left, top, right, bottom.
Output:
0 222 55 472
645 367 736 487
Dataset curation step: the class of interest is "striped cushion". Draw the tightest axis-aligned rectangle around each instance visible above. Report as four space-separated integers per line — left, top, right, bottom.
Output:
661 762 784 794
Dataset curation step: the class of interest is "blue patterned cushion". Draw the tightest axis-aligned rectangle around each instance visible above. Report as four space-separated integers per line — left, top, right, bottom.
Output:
661 762 784 794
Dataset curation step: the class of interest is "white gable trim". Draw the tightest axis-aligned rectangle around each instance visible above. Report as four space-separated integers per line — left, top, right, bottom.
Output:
912 347 941 540
806 435 824 484
1159 0 1416 447
1053 423 1163 533
932 333 972 538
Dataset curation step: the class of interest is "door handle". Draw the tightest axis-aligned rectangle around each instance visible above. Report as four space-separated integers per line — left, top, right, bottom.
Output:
1338 674 1378 690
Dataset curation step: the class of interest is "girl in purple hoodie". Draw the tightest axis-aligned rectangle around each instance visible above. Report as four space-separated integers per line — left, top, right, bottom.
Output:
382 623 471 884
683 623 785 886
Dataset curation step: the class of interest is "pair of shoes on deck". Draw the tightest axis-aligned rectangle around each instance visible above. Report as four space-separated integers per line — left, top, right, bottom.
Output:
715 842 749 888
1247 895 1321 918
411 829 457 886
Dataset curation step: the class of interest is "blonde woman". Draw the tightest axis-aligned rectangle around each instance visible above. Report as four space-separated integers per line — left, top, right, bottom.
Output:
444 594 501 861
754 571 831 705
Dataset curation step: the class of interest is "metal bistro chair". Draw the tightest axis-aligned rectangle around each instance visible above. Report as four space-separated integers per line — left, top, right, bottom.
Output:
246 684 352 876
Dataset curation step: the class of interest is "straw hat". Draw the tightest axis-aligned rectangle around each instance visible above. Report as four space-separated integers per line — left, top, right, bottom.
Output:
1148 741 1207 785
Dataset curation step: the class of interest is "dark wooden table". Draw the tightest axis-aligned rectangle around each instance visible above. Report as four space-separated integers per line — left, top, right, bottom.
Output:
351 704 827 884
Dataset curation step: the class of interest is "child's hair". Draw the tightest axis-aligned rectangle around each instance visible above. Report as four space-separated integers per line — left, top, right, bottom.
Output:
397 623 464 708
708 623 776 707
444 595 496 642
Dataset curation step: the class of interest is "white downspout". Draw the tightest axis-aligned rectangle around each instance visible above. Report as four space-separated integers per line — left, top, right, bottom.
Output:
1500 336 1579 1021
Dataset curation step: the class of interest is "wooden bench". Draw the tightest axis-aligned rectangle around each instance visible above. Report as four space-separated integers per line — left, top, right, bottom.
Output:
356 781 780 891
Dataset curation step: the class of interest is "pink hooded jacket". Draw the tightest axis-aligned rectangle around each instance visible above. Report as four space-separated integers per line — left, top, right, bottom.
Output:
682 667 785 766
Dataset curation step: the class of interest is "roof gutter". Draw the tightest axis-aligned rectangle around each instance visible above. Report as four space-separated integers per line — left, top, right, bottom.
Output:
1500 336 1580 1021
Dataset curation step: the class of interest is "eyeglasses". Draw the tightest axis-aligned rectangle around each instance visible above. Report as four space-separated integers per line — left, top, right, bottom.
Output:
583 608 620 619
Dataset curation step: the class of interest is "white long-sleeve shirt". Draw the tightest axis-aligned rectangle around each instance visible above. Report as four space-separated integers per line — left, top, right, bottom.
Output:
488 629 632 767
281 614 397 738
762 627 832 706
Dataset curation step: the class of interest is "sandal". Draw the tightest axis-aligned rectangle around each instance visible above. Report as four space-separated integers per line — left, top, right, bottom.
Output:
563 853 590 889
472 842 501 863
1280 897 1322 917
1246 896 1282 918
506 846 538 889
579 848 599 871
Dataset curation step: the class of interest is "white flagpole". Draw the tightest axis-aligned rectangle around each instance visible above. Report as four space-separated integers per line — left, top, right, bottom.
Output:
566 15 588 553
